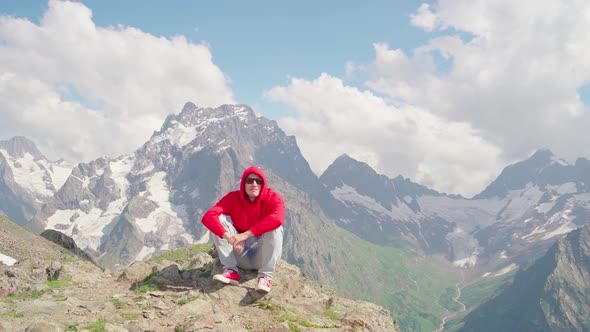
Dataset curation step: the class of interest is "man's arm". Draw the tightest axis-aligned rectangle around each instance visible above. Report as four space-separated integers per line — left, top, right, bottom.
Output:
249 191 285 237
201 193 235 238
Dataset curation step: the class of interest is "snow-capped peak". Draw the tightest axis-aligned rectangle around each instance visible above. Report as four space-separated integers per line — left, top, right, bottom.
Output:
0 137 73 196
148 103 256 149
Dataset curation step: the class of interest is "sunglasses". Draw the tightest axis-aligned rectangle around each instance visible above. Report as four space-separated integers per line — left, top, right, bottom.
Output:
245 177 263 185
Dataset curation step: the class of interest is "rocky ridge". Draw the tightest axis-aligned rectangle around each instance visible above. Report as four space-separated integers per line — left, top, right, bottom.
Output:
458 223 590 331
0 215 399 331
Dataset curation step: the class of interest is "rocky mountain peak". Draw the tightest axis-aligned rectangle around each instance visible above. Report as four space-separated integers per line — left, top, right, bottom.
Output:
0 136 45 160
474 149 578 199
322 154 401 213
0 214 399 332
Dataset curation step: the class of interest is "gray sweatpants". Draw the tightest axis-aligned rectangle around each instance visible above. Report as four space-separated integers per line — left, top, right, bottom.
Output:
211 215 283 279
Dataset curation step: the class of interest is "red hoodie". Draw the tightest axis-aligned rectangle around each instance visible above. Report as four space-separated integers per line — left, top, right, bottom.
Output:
201 166 285 238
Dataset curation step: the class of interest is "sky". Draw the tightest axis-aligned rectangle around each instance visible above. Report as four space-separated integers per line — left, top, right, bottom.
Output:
1 0 589 198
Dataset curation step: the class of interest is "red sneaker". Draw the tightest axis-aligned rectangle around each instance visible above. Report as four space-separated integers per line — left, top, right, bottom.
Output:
255 276 272 293
212 269 240 285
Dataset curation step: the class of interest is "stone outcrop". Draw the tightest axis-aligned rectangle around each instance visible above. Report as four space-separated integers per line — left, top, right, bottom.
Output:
1 215 400 331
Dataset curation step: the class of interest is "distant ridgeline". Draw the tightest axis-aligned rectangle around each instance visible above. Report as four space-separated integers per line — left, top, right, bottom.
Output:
1 103 590 331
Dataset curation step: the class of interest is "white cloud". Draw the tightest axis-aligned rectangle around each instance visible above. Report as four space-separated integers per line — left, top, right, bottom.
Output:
0 0 234 162
266 73 504 196
410 3 440 32
370 0 590 164
268 0 590 197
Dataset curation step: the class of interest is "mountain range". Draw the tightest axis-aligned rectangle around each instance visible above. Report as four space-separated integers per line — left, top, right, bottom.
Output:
1 101 590 331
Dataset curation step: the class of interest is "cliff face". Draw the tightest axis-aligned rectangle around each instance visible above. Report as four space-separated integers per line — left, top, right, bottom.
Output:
0 215 399 332
459 223 590 332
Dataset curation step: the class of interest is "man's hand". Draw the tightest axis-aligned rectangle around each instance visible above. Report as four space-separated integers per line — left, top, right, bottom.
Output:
222 231 253 255
233 242 245 255
233 231 252 244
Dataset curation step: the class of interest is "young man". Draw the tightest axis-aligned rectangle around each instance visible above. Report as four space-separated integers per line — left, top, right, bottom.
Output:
201 166 285 293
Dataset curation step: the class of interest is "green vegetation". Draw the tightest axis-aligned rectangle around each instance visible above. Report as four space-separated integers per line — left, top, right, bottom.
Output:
459 272 514 309
176 295 199 306
46 278 70 289
251 299 338 329
1 310 24 318
134 271 161 293
324 307 339 320
147 243 213 266
84 318 106 332
253 299 276 310
299 320 337 328
439 286 463 312
287 321 300 332
309 224 460 332
199 269 212 278
134 284 160 293
119 312 140 321
439 273 516 332
110 298 127 309
2 279 72 303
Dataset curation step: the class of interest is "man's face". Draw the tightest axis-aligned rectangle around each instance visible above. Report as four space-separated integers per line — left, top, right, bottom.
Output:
245 174 263 201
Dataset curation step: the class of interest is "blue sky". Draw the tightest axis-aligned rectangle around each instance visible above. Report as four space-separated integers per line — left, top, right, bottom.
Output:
1 0 590 196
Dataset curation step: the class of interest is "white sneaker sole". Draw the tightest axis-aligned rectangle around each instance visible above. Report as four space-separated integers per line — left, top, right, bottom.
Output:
212 274 239 285
255 284 271 293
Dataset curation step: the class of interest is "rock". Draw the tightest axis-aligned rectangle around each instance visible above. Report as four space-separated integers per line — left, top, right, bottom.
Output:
104 323 129 332
24 321 64 332
46 262 63 281
0 321 11 332
117 261 151 282
174 299 215 319
40 229 94 263
189 252 214 268
152 264 183 285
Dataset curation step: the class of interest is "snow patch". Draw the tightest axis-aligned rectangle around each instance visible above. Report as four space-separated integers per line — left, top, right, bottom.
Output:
331 185 415 221
38 159 73 191
541 222 577 240
136 246 155 261
499 184 545 222
535 201 556 214
453 251 478 268
134 172 194 244
551 182 578 195
109 155 134 197
0 149 52 196
0 252 17 266
551 157 569 166
494 263 518 276
418 195 503 230
166 122 198 147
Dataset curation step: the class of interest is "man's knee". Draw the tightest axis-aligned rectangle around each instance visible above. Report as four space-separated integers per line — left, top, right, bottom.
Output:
261 226 283 240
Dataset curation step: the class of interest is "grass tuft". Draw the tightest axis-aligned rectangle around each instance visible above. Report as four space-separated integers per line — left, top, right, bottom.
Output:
148 243 213 265
84 318 106 332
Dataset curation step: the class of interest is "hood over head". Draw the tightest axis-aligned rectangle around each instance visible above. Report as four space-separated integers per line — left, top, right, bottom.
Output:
240 166 268 202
